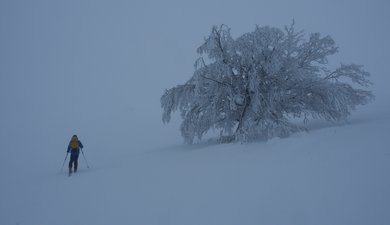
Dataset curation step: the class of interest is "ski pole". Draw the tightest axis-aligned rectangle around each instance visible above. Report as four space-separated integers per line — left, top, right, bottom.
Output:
61 152 69 172
80 148 90 168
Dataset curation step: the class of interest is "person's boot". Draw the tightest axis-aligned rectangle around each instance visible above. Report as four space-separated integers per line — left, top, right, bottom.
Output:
69 167 72 176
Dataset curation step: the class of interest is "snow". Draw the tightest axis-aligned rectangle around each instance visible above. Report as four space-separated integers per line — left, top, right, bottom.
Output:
1 108 390 225
1 1 390 224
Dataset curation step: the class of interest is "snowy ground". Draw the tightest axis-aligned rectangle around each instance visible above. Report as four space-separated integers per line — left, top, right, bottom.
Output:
1 107 390 225
1 2 390 224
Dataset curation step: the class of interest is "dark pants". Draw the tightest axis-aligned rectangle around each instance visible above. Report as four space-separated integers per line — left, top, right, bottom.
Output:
69 154 79 171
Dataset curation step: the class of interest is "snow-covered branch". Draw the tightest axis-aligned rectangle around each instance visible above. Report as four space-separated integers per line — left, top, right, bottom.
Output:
161 23 374 144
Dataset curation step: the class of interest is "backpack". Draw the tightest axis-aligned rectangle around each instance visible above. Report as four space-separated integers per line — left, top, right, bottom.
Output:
70 136 79 149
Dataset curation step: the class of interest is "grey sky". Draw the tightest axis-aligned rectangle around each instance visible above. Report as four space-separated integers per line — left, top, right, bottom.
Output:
1 0 389 148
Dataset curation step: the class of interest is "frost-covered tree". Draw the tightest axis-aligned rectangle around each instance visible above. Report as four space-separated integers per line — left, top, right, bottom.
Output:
161 23 374 144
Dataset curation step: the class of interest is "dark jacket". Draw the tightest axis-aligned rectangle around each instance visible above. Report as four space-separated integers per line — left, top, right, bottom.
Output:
67 141 84 156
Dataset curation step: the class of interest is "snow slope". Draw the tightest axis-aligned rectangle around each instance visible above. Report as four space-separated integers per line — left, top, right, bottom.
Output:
1 1 390 225
1 108 389 225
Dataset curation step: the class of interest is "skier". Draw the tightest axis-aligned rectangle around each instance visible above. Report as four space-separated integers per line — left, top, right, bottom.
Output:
67 135 84 176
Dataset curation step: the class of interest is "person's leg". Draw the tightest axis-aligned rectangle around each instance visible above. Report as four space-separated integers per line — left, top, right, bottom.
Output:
69 156 74 170
74 155 79 172
69 155 76 174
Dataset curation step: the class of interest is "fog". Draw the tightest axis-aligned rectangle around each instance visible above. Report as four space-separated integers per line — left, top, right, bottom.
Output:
1 0 389 154
1 1 390 224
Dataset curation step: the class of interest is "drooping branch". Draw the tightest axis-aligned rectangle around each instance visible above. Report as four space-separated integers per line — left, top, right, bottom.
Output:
161 23 374 144
199 74 230 87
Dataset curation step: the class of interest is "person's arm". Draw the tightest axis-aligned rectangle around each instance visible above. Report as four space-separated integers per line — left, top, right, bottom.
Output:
79 141 84 149
67 144 71 153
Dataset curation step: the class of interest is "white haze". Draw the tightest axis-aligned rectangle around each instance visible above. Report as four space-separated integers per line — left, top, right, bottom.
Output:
0 0 389 224
1 0 389 147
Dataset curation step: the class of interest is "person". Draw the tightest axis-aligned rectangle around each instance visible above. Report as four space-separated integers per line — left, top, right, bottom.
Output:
67 135 84 175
